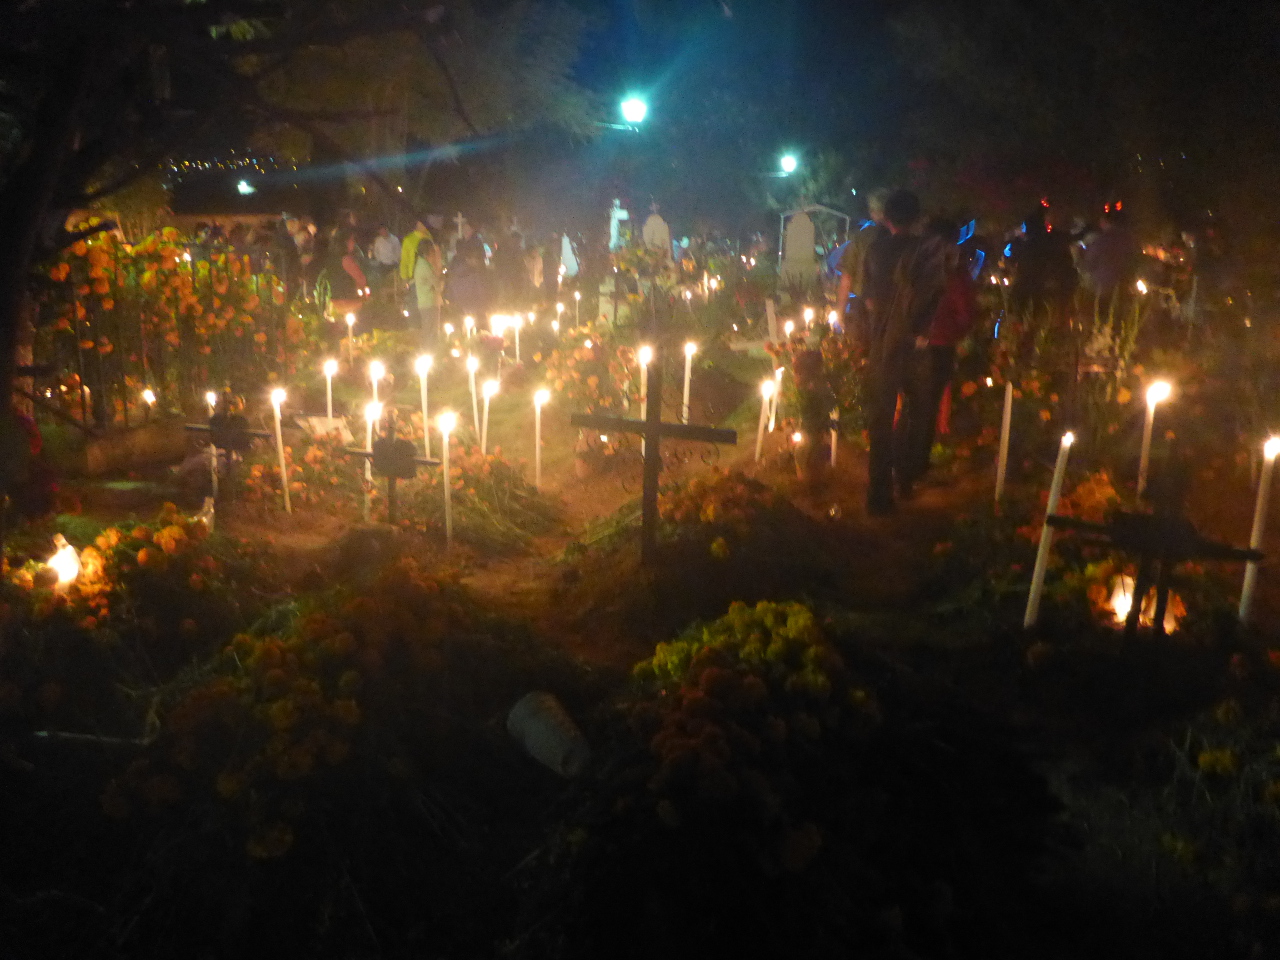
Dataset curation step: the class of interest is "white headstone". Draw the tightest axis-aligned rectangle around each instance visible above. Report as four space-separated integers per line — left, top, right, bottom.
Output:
642 212 671 260
781 212 817 284
608 199 630 251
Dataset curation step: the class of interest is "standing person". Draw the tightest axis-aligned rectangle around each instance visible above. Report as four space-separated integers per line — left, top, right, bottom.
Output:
860 189 945 515
493 221 527 309
1080 207 1139 312
399 219 432 288
444 241 493 323
835 189 890 342
413 238 443 345
905 220 979 485
372 224 401 285
1008 208 1076 324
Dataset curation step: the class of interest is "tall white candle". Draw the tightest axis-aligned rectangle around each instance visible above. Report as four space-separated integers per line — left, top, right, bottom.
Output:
995 379 1014 502
464 315 475 339
438 411 456 545
769 367 784 432
322 358 337 421
206 387 219 498
1239 436 1280 622
369 359 385 404
363 400 382 521
1024 431 1075 628
573 290 581 325
1137 380 1171 498
481 379 499 454
755 379 776 462
466 355 480 433
830 407 839 467
345 312 356 361
415 354 433 459
682 342 697 424
534 388 550 489
270 388 291 514
637 345 652 456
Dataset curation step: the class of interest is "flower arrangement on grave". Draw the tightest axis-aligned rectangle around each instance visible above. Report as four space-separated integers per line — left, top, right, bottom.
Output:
611 242 676 289
522 601 1062 958
99 557 478 859
535 324 634 416
658 469 789 549
38 224 300 421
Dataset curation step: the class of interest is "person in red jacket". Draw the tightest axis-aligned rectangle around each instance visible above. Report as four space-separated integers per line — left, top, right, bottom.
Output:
905 219 978 485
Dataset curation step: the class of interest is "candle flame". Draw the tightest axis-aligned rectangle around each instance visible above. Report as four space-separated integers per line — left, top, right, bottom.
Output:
1061 431 1075 447
437 410 457 434
205 390 217 409
345 312 356 327
791 432 803 444
466 355 480 373
1146 380 1171 407
270 387 286 407
637 345 653 366
534 388 551 407
684 341 698 357
322 359 338 377
48 534 80 587
443 322 455 336
415 355 433 377
761 379 776 398
364 400 383 424
482 379 499 399
1266 437 1280 460
142 388 156 405
369 360 386 383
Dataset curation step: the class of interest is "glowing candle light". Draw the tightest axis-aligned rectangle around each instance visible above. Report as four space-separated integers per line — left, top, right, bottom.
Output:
345 312 356 360
995 379 1014 503
443 322 454 337
682 342 697 424
415 355 433 458
551 319 560 334
47 533 80 587
573 289 581 324
204 390 217 415
438 411 456 545
481 379 499 455
270 388 291 514
534 388 550 489
1138 380 1172 498
830 407 839 467
784 320 795 339
368 359 385 404
464 315 475 338
466 355 480 432
1024 431 1075 627
637 344 653 455
556 302 564 321
1136 278 1149 295
803 306 815 325
1239 436 1280 622
769 367 784 432
755 379 776 462
363 400 382 521
322 358 337 420
827 309 838 326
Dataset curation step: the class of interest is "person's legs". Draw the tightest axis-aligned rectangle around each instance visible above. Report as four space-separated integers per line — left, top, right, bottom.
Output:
866 352 903 514
915 345 956 477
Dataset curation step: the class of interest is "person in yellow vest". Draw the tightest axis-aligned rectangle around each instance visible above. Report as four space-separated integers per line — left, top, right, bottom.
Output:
400 218 432 282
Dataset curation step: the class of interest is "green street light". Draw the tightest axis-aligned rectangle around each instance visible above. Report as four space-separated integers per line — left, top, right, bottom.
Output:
620 97 648 125
779 154 798 175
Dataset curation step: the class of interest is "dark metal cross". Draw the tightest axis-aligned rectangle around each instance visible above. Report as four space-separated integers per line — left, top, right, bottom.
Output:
572 350 736 564
345 411 440 524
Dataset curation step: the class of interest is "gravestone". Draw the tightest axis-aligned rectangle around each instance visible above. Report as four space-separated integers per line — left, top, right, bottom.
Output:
781 212 816 285
642 203 672 260
608 199 630 251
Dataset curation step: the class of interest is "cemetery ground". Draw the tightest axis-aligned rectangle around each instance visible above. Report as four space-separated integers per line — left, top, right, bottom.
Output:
7 368 1280 960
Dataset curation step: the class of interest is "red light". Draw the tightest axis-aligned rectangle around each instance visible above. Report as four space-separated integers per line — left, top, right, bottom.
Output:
1040 197 1049 207
1115 200 1123 210
1104 204 1111 213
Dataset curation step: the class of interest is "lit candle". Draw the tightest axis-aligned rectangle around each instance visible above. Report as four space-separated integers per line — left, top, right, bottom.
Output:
1239 436 1280 622
204 389 220 497
345 312 356 360
556 302 564 322
995 379 1014 502
322 358 337 420
755 379 776 462
47 533 80 588
415 354 433 458
464 315 475 338
784 320 795 339
1024 431 1075 628
443 322 454 338
830 407 839 467
769 367 784 432
466 355 480 433
270 388 291 514
682 341 697 424
573 289 581 324
1137 380 1171 498
205 390 217 415
369 359 385 403
438 411 456 545
363 400 382 522
481 378 499 454
827 309 838 327
142 387 156 422
802 306 814 326
534 388 550 490
551 319 560 334
637 344 653 455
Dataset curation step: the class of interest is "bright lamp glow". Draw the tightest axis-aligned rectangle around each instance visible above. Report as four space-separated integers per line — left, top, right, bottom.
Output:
1136 279 1149 295
142 388 156 405
364 401 383 425
1265 436 1280 460
637 345 653 366
236 179 255 195
791 431 803 444
780 154 798 174
482 379 499 399
490 314 507 335
270 388 286 407
534 388 551 407
48 534 80 587
437 410 457 434
415 355 433 377
684 341 697 358
620 97 648 124
1146 381 1171 407
322 359 338 377
205 390 217 409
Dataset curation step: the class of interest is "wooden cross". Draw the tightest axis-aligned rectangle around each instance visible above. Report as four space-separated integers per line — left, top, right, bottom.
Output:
454 211 466 239
345 412 440 524
185 394 271 504
572 351 736 564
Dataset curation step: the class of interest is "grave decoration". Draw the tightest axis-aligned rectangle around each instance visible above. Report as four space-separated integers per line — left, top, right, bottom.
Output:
185 389 270 503
345 408 440 525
